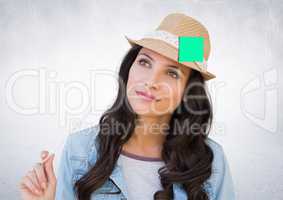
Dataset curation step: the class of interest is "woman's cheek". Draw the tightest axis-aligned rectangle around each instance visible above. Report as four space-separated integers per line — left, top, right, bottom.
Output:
127 72 144 95
127 68 138 86
129 71 148 87
163 85 184 111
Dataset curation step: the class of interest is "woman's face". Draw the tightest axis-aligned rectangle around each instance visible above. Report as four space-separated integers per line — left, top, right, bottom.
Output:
126 47 192 116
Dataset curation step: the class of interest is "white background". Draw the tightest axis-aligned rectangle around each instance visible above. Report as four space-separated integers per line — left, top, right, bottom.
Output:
0 0 282 199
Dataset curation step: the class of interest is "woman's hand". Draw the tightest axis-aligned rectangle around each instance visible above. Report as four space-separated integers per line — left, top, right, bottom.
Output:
19 151 57 200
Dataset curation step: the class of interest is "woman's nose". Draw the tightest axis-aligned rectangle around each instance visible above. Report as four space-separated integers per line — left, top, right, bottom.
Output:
145 69 161 90
145 81 159 90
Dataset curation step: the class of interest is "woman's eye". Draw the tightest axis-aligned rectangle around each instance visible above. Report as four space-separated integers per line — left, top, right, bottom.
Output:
168 71 180 79
138 59 150 67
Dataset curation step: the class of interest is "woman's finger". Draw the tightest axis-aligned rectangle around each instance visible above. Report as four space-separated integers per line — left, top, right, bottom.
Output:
41 150 50 163
44 153 56 185
26 169 43 193
21 175 43 196
33 162 48 190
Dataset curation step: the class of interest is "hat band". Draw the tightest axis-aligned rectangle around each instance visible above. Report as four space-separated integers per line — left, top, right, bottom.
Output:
140 30 208 71
142 30 179 48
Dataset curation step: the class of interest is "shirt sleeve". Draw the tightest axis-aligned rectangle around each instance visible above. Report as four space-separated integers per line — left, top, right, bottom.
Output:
55 134 77 200
214 147 236 200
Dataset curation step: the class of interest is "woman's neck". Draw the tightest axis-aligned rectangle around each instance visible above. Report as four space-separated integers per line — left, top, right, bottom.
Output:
122 115 171 158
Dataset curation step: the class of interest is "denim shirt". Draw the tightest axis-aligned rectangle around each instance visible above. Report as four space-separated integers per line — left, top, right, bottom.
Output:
55 125 236 200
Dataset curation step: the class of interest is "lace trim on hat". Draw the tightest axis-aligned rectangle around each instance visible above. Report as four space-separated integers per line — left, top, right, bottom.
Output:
142 30 179 48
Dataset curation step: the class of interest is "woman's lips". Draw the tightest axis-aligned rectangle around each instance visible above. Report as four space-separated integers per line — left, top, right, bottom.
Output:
135 90 156 101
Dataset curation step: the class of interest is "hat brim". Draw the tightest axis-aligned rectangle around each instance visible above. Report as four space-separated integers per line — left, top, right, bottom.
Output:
124 35 216 81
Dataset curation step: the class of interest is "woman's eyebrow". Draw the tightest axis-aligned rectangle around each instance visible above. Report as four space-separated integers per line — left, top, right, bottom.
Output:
139 52 185 74
139 53 154 61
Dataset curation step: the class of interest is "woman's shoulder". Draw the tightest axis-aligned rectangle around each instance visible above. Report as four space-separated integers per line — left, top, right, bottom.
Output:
205 137 227 169
63 124 100 166
205 137 224 153
55 124 101 199
204 137 236 199
67 124 100 149
205 137 226 174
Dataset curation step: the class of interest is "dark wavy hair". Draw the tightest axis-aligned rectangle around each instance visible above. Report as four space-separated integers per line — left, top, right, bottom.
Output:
74 44 214 200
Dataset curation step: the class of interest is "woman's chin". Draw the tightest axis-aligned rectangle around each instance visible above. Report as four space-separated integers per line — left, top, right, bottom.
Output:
132 107 169 116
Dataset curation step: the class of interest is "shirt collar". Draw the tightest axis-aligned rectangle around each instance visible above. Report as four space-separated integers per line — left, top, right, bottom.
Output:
110 156 186 199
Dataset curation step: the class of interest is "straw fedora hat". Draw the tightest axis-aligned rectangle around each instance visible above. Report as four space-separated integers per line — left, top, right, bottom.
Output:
124 13 216 81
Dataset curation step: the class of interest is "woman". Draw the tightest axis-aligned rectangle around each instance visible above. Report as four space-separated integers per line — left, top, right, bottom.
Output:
19 13 236 200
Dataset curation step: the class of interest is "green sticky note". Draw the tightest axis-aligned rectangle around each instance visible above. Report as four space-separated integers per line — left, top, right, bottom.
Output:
178 36 204 62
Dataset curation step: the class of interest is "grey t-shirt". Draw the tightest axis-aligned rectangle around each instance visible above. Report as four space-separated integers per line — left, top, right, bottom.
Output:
118 150 165 200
